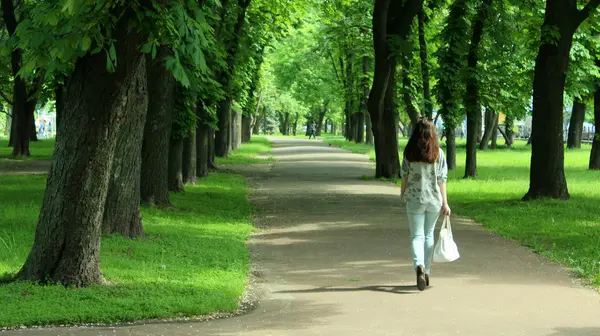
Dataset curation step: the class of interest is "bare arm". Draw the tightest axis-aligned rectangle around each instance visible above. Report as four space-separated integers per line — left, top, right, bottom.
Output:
401 176 408 196
439 182 451 216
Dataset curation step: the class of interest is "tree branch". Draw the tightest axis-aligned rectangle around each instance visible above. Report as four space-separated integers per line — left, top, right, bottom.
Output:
578 0 600 26
0 89 13 105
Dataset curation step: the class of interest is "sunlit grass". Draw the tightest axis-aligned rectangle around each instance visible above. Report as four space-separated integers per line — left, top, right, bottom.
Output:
0 173 255 328
0 139 55 160
215 136 273 165
325 137 600 286
0 136 276 328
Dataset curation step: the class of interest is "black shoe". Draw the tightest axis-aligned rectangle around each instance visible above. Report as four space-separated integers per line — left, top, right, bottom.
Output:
425 274 430 287
416 265 426 291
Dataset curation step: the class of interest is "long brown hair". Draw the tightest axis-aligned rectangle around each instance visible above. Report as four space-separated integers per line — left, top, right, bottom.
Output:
403 118 440 163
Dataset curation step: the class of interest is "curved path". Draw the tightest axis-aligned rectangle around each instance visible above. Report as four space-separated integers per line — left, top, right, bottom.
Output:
10 138 600 336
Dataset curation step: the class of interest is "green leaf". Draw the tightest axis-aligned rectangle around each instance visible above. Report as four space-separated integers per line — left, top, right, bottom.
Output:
81 36 92 52
109 43 117 61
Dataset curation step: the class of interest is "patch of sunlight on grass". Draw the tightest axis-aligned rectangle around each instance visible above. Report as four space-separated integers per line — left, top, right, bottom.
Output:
0 172 254 328
215 136 274 165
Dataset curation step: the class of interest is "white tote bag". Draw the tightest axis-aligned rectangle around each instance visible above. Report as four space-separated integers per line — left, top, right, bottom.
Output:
433 216 460 263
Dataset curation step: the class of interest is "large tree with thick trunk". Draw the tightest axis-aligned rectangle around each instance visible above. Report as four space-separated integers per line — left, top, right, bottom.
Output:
524 0 600 200
141 49 176 206
18 7 148 286
102 58 148 238
368 0 422 178
464 0 492 178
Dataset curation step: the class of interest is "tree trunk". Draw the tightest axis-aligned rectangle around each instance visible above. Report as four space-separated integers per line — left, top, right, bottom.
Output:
355 112 365 143
293 115 299 136
196 102 210 178
418 6 433 118
366 113 374 145
480 108 496 150
141 49 175 207
215 99 232 157
567 98 585 149
208 127 217 170
55 83 65 131
18 7 146 286
523 0 596 200
168 137 184 192
591 70 600 169
464 0 491 178
102 57 148 238
2 0 29 156
214 0 251 157
446 127 457 170
242 114 251 142
368 0 421 178
491 113 499 149
30 117 38 141
182 134 197 185
4 111 10 136
358 56 370 144
232 110 242 150
504 114 515 146
316 109 326 136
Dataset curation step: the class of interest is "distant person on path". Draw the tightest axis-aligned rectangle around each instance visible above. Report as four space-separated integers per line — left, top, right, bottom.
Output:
308 124 316 139
400 117 451 291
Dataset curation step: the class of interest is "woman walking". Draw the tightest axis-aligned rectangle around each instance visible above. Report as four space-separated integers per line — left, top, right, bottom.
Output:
400 118 451 291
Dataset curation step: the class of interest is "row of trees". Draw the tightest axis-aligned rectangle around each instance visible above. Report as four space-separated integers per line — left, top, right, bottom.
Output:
262 0 600 199
1 0 303 286
2 0 600 288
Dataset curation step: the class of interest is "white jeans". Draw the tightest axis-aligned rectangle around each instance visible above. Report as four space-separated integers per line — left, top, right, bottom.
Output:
406 201 441 274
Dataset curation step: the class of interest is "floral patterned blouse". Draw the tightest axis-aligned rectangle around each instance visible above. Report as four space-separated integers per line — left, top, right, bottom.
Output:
400 148 448 207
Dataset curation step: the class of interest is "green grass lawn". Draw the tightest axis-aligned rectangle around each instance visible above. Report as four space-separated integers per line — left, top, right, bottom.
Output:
325 136 600 286
215 136 273 165
0 138 55 160
0 155 261 328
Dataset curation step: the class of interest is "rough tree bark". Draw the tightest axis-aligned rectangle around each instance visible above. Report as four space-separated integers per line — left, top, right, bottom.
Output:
182 134 197 184
208 127 217 169
196 102 210 178
567 98 586 149
524 0 600 200
232 110 242 150
480 108 497 150
363 57 374 145
491 113 499 149
464 0 491 178
141 48 175 206
316 107 326 136
368 0 422 178
18 6 146 286
503 114 515 146
591 68 600 169
168 136 184 192
102 57 148 238
242 115 251 143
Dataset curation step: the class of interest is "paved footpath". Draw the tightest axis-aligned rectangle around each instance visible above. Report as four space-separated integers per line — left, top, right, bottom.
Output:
8 138 600 336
